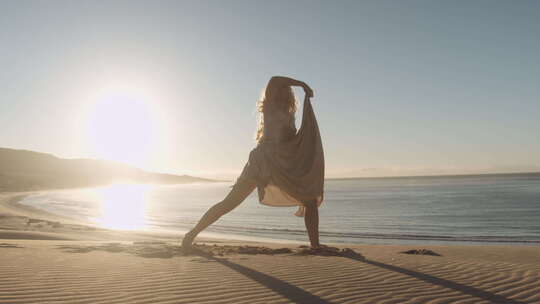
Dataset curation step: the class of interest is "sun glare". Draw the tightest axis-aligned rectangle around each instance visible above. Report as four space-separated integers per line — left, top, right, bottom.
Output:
92 184 151 230
86 90 159 168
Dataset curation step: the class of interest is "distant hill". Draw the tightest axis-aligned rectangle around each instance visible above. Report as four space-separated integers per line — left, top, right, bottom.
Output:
0 147 216 192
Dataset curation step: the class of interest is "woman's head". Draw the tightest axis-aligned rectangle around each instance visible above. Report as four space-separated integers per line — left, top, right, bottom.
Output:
260 84 297 113
255 84 297 142
267 85 296 109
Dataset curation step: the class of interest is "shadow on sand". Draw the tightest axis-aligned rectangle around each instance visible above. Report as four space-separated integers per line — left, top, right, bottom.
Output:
343 253 527 304
192 248 335 304
0 242 24 248
196 249 526 304
56 243 526 304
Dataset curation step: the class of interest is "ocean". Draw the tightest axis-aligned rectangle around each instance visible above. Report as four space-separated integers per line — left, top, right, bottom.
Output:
19 173 540 245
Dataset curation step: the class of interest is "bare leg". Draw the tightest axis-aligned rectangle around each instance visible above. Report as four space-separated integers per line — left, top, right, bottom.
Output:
182 179 256 248
304 200 320 248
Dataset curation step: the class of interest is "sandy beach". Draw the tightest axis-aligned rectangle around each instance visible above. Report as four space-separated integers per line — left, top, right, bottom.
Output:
3 0 540 302
1 192 539 304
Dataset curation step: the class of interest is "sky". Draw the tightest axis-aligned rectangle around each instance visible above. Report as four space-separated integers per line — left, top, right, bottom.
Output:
1 0 539 179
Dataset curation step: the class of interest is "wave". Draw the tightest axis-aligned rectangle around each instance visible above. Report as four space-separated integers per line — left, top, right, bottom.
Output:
153 222 540 244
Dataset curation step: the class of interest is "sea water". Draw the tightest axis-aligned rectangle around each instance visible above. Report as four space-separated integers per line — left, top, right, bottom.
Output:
20 173 540 245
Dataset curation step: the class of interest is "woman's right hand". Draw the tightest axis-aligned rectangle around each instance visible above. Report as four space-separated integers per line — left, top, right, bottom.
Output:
302 82 314 98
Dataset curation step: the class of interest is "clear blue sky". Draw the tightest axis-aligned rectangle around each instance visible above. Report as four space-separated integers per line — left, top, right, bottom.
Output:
1 0 539 178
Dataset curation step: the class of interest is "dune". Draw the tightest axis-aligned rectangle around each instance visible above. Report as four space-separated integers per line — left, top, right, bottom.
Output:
1 193 539 304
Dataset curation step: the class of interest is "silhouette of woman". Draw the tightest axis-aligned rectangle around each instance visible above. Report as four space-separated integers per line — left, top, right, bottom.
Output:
182 76 324 249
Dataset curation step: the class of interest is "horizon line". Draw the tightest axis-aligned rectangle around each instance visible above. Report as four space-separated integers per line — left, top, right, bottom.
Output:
326 171 540 181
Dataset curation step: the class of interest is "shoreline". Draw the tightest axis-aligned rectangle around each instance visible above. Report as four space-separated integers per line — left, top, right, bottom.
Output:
8 190 540 247
2 191 540 303
0 191 293 245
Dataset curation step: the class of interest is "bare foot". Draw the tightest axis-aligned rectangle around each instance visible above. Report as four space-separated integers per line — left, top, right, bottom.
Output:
181 231 195 252
299 244 342 256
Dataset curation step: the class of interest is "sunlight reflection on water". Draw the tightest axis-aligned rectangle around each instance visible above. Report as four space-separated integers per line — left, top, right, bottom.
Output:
90 184 152 230
19 175 540 244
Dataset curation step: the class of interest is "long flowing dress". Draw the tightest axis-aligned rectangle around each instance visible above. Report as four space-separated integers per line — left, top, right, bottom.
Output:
235 96 324 216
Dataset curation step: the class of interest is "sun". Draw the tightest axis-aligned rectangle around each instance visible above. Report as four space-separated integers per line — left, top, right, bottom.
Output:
86 92 158 167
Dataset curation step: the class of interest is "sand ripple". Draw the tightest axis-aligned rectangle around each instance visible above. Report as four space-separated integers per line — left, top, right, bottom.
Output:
1 242 539 304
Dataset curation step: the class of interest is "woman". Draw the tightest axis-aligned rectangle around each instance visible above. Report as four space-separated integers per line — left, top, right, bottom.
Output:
182 76 325 249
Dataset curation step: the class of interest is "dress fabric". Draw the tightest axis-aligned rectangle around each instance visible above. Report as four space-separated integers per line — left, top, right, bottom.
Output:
236 96 324 216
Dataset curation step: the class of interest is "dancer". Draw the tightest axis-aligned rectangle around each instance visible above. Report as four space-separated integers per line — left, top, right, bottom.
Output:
182 76 324 249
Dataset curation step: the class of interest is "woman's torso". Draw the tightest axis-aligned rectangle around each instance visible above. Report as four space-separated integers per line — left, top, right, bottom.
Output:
262 106 296 143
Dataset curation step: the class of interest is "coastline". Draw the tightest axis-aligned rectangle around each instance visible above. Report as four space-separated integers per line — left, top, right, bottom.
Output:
2 191 540 303
12 188 540 246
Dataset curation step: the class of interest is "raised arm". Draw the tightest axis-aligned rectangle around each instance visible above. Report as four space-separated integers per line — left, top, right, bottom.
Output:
266 76 314 98
269 76 305 87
